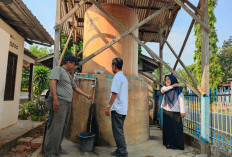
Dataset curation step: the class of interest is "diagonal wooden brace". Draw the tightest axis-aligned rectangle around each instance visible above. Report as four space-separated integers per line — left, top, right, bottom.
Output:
174 0 210 33
88 0 201 97
55 0 86 29
77 2 175 66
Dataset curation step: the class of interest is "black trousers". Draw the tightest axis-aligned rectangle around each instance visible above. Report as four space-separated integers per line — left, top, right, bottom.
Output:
163 109 184 150
111 111 128 156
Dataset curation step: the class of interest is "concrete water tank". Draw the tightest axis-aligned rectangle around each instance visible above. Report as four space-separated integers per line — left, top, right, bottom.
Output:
82 4 139 76
67 74 149 146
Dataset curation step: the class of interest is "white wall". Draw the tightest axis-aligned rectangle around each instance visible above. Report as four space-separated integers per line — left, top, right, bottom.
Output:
0 18 25 129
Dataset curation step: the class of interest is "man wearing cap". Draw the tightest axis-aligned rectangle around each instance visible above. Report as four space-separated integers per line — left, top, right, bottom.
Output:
105 58 128 157
45 55 92 157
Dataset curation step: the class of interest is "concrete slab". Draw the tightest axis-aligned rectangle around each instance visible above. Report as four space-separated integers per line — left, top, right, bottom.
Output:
0 120 44 144
33 126 197 157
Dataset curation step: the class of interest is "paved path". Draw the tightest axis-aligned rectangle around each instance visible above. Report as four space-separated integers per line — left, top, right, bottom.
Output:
33 126 197 157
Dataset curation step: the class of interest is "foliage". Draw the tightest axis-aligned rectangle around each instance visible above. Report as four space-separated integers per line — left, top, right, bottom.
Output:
193 0 222 89
21 45 52 91
138 45 142 64
60 29 83 73
18 101 34 120
18 99 48 121
33 66 50 96
30 99 48 120
176 64 197 91
21 68 30 89
29 45 52 57
217 36 232 83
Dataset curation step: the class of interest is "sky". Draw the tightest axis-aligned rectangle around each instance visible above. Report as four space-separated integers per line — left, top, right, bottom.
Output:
23 0 232 69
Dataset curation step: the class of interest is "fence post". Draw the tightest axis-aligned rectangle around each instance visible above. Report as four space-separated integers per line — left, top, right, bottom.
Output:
228 78 232 90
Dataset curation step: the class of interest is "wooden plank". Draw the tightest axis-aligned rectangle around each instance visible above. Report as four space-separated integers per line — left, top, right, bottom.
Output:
89 0 201 96
173 19 194 70
140 71 163 86
159 28 165 89
174 0 210 33
76 50 83 57
173 2 200 70
78 1 174 66
56 0 85 27
165 39 204 94
58 27 74 66
182 0 200 15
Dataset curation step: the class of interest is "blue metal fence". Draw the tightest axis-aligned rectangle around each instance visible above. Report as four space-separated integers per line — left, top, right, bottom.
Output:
157 87 232 154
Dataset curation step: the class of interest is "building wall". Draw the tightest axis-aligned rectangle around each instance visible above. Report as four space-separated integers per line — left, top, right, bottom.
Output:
0 18 24 129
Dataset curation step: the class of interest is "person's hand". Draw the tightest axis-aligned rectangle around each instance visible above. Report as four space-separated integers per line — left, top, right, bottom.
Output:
53 99 60 111
105 108 111 116
173 83 180 87
86 95 93 99
181 113 186 118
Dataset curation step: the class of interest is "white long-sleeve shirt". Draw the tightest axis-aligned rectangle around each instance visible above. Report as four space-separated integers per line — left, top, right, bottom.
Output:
161 85 185 113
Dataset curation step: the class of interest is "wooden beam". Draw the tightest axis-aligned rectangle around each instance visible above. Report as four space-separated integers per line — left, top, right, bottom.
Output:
174 0 210 33
159 28 165 89
140 71 163 86
173 2 200 70
127 5 159 10
182 0 200 15
173 19 194 70
78 1 174 66
56 0 85 27
58 27 74 66
76 50 83 57
164 39 204 93
87 0 200 96
53 0 61 68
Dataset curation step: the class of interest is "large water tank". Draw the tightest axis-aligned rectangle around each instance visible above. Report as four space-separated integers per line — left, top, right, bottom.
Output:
82 4 139 76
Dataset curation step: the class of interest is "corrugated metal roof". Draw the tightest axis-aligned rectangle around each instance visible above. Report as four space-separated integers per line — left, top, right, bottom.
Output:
0 0 54 46
61 0 180 43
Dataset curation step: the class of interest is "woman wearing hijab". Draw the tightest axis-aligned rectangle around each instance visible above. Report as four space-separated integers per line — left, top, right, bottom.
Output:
161 74 186 150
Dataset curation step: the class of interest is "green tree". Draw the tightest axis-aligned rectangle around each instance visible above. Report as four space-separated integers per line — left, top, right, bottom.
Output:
29 45 52 57
217 36 232 82
177 64 197 89
21 46 51 94
193 0 222 89
33 66 50 96
21 68 30 89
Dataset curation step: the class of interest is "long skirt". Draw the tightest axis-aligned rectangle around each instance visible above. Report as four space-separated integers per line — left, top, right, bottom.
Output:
163 109 184 150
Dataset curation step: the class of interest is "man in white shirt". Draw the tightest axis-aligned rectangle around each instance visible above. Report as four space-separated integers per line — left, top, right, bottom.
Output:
105 58 128 157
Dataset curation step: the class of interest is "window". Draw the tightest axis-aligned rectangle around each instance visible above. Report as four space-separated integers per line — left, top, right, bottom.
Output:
4 52 18 101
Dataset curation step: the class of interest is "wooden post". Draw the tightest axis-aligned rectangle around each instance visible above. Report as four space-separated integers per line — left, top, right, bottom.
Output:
200 0 210 155
53 0 61 68
28 63 34 101
159 28 165 89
